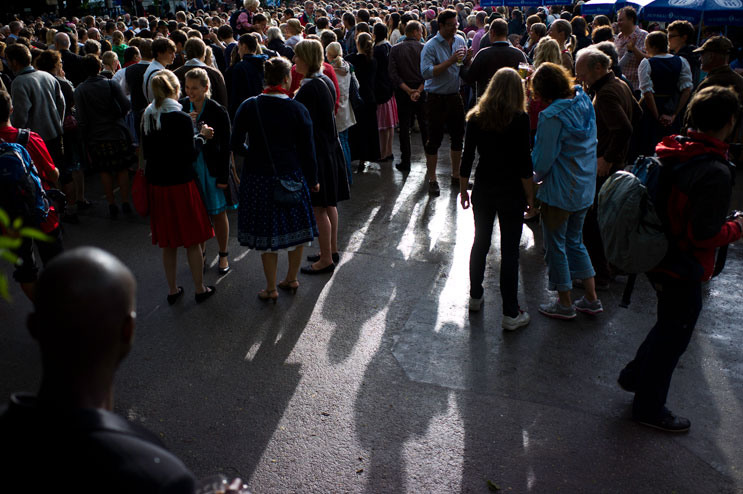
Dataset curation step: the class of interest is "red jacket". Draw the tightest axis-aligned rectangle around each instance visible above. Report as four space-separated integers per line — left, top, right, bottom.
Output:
0 125 60 234
655 131 742 281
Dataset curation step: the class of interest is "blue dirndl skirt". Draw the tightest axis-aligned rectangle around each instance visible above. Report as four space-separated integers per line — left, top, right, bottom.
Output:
237 169 318 251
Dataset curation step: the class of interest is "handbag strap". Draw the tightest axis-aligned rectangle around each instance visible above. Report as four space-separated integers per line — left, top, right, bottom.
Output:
252 96 279 177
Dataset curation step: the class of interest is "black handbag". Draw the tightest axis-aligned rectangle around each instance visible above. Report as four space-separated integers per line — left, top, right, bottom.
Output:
253 97 303 208
348 67 364 112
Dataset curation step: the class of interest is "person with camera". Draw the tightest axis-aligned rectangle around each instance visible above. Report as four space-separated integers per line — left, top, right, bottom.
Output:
618 86 743 432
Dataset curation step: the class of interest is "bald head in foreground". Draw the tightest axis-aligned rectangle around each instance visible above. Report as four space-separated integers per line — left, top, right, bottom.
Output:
0 247 197 494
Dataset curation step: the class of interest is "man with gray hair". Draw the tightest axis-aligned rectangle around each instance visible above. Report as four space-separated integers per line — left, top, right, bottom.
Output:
55 32 84 87
576 47 642 289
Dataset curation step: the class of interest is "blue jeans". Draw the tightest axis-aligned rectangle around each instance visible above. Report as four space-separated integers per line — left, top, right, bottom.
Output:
541 204 595 292
339 130 352 185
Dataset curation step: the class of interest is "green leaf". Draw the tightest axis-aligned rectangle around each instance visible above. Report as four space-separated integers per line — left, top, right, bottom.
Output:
12 217 23 230
0 209 9 228
0 274 9 301
18 228 52 243
0 250 20 265
487 480 500 491
0 237 23 249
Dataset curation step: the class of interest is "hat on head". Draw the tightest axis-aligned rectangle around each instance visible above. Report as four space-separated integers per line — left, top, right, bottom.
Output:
694 36 733 55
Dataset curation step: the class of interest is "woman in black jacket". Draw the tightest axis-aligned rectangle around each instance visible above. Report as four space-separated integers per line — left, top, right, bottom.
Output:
73 54 135 218
181 68 235 275
345 33 381 170
373 23 398 162
459 68 535 331
142 70 216 304
294 39 350 275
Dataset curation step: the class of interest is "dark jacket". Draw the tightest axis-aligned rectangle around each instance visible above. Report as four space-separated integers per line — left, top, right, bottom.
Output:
180 97 231 185
230 94 318 186
591 71 642 168
461 111 533 202
267 38 294 60
173 61 228 108
0 393 196 494
655 132 742 281
73 75 131 143
59 48 84 87
461 41 528 97
373 41 394 104
225 54 266 118
143 111 202 186
674 44 701 88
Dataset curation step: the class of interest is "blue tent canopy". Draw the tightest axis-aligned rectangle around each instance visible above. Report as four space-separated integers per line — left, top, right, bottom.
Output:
581 0 653 15
641 0 743 26
480 0 543 6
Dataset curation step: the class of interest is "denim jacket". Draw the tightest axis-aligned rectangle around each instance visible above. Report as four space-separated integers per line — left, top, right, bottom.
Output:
532 86 597 212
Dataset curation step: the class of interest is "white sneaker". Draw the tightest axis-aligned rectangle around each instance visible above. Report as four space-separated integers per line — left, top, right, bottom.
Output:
503 310 530 331
469 296 484 311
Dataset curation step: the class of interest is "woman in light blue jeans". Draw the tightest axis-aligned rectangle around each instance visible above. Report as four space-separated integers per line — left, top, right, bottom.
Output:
531 63 603 319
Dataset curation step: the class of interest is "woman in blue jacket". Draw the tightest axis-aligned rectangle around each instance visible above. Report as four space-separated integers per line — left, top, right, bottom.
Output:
531 63 603 320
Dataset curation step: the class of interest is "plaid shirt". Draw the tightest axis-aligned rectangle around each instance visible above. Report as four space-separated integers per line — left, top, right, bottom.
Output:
615 27 648 92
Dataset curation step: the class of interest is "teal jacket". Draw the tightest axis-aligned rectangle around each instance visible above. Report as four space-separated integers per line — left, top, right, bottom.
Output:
532 86 597 212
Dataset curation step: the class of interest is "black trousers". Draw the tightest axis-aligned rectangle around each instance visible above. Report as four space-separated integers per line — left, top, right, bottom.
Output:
394 88 427 166
620 274 703 419
469 185 524 317
13 227 64 283
582 173 613 283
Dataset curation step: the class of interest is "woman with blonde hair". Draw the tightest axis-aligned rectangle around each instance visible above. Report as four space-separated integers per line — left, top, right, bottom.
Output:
527 37 562 145
181 68 235 275
293 39 350 274
548 19 577 74
459 68 535 330
326 41 356 183
142 70 217 304
100 51 120 78
285 18 304 49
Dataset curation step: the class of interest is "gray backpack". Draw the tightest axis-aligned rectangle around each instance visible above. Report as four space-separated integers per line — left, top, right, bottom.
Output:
597 169 668 274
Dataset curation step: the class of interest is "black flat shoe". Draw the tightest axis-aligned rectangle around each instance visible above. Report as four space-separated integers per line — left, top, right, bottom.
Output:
300 263 335 275
395 162 411 172
306 252 340 264
167 286 184 305
195 285 216 303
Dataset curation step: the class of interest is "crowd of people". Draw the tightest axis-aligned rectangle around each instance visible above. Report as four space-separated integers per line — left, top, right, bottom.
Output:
1 2 743 480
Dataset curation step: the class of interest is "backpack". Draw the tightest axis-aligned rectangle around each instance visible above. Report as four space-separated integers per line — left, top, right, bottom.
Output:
597 156 670 275
0 130 50 226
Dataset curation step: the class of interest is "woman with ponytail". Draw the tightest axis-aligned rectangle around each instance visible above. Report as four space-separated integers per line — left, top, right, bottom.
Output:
345 32 381 171
142 70 217 305
548 19 576 74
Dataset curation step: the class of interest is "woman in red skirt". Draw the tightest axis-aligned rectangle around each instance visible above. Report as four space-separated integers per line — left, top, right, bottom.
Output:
142 70 217 304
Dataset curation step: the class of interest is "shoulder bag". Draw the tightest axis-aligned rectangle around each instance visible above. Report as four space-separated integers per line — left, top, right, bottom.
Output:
252 96 303 208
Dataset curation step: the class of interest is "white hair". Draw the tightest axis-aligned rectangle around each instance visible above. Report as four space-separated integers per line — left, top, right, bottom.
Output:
266 26 285 43
243 0 260 10
576 48 611 70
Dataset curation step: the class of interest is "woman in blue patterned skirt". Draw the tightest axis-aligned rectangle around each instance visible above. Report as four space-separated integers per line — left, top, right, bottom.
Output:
231 57 319 303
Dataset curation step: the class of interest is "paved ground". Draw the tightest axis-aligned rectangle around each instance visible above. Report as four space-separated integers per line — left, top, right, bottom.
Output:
2 135 743 493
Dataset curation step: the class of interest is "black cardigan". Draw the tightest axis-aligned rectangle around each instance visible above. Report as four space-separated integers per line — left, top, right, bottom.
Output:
180 97 231 185
143 110 203 187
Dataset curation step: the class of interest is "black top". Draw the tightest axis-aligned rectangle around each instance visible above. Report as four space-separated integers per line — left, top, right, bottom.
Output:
180 97 231 185
461 42 528 97
345 53 377 105
73 75 132 143
0 393 196 494
126 62 151 114
373 42 394 104
230 94 318 185
143 110 202 186
461 111 533 199
59 49 84 87
225 54 266 118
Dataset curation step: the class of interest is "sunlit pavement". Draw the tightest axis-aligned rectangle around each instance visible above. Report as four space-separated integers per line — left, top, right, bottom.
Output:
2 134 743 493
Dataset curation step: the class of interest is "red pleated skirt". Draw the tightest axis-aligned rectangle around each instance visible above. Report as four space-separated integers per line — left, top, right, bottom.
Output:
149 181 214 248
